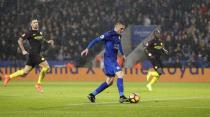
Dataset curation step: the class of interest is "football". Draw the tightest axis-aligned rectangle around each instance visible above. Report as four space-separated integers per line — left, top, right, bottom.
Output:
129 93 140 103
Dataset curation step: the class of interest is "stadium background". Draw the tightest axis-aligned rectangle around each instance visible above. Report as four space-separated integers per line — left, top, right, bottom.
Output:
0 0 210 82
0 1 210 117
0 0 209 67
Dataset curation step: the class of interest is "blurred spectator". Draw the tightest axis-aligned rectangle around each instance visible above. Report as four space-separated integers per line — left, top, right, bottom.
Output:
0 0 209 67
133 62 142 70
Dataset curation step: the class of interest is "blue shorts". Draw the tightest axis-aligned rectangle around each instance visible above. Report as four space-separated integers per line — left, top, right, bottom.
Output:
103 57 122 77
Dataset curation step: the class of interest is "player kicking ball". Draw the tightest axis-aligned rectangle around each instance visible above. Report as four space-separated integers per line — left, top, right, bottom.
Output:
3 19 54 93
81 22 129 103
144 29 168 91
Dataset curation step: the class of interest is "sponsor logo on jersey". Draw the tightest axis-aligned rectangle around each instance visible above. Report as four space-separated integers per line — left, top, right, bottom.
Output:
34 35 43 40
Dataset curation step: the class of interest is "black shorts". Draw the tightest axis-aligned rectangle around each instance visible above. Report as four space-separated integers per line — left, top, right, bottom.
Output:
148 56 163 75
25 54 46 68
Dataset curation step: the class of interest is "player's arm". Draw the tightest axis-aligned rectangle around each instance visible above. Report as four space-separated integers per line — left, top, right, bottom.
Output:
18 33 29 55
80 37 101 56
143 40 151 53
81 32 111 56
42 33 54 46
160 42 168 55
162 47 168 55
119 42 126 59
143 40 155 58
43 39 54 46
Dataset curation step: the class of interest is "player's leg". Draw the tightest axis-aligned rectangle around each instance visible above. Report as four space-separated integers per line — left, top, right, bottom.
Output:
146 69 154 81
116 71 129 103
146 65 162 91
88 77 114 103
92 77 114 95
146 69 160 91
35 60 50 93
146 58 156 81
4 53 34 86
3 65 33 86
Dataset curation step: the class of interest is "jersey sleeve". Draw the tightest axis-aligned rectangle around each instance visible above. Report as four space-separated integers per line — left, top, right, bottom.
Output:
87 31 111 49
20 32 30 40
145 40 153 49
119 42 124 55
40 32 48 43
160 42 168 55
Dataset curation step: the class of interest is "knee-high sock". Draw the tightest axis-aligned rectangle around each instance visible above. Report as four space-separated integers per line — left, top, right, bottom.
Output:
9 70 25 79
148 71 159 86
146 71 152 81
92 82 109 96
37 67 49 84
147 71 159 81
148 76 159 86
117 78 124 97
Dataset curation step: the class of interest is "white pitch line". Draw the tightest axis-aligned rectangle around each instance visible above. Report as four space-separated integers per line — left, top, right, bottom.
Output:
143 105 210 109
142 96 210 102
66 96 210 106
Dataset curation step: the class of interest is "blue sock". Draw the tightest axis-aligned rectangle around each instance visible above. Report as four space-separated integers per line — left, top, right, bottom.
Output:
117 78 124 97
92 82 108 96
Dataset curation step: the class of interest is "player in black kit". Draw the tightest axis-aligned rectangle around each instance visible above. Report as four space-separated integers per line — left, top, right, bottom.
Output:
144 29 168 91
3 19 54 93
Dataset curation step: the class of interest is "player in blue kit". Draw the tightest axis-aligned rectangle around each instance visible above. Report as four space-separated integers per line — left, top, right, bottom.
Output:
81 22 129 103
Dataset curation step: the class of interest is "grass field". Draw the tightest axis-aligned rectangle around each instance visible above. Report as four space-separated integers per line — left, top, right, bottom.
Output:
0 81 210 117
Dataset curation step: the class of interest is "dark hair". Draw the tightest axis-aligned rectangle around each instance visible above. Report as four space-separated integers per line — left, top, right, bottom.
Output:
115 21 126 28
30 19 38 24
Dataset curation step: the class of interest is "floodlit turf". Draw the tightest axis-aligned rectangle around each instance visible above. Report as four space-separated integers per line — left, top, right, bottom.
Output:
0 81 210 117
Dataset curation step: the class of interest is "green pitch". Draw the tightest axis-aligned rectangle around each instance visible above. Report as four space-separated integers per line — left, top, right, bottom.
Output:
0 81 210 117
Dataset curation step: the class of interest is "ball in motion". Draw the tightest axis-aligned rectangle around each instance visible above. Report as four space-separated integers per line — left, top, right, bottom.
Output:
129 93 140 103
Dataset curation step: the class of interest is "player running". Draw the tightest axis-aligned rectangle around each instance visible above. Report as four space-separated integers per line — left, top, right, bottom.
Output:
3 19 54 93
81 22 129 103
144 29 168 91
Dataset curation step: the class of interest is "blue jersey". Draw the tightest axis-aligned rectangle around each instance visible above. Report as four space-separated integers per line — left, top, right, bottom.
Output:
87 29 124 77
87 30 124 60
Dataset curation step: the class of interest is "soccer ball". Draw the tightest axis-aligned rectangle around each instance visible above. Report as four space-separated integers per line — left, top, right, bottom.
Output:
129 93 140 103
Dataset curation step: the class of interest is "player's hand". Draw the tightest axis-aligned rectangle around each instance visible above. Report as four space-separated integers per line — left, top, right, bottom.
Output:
123 55 126 61
22 50 28 55
81 48 89 56
47 40 54 46
164 50 168 55
163 48 168 55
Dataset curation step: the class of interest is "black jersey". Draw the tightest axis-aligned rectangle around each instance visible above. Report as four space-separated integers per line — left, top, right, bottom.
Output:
145 38 165 57
21 30 46 54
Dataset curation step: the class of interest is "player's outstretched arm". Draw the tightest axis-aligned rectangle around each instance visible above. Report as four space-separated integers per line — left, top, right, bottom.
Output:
119 42 126 60
81 31 111 57
18 37 28 55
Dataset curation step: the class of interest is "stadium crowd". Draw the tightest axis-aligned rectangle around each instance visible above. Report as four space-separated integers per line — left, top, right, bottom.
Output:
0 0 209 67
